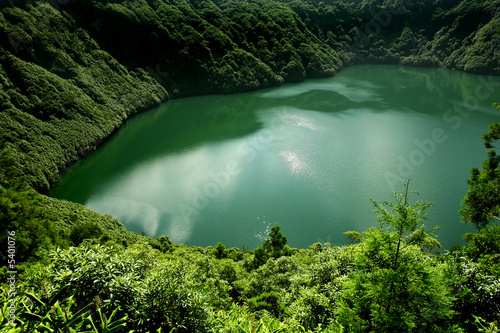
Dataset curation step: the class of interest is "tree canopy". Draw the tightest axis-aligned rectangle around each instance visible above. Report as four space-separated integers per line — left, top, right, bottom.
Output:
461 105 500 229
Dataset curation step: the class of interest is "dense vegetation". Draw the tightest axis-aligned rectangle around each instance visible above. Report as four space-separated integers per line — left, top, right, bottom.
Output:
0 0 499 331
2 191 500 332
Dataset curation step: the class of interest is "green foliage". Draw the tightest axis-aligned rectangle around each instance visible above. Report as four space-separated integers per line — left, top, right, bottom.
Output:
370 180 434 238
0 209 495 333
214 241 228 259
47 245 148 315
0 0 497 268
210 305 345 333
149 235 173 253
445 253 500 331
263 225 289 259
284 285 334 330
309 245 356 286
238 255 305 300
0 185 67 262
137 261 210 332
247 291 286 318
461 112 500 229
5 243 219 332
250 246 269 269
0 184 148 263
249 225 294 269
453 104 500 331
0 276 129 333
18 293 94 332
0 3 167 193
464 224 500 274
69 222 105 246
336 183 454 332
1 0 498 194
88 306 129 333
343 230 362 244
473 315 500 333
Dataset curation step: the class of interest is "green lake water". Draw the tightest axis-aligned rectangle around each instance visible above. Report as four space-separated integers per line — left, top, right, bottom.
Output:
50 65 500 249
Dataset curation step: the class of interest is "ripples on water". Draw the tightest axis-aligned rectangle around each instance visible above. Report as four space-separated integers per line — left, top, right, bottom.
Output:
51 66 500 249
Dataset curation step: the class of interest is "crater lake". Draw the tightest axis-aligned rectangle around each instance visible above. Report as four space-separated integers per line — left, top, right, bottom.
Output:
50 65 500 249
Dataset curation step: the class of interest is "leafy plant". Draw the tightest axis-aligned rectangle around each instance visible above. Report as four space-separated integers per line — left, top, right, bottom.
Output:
445 253 500 331
473 315 500 333
18 291 94 332
69 222 105 246
461 105 500 229
336 181 454 332
88 306 129 333
247 291 286 319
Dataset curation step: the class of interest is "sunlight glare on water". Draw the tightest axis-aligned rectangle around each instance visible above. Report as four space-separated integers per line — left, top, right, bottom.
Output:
51 65 500 249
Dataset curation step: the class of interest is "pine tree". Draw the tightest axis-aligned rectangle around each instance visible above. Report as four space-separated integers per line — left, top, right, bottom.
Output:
336 180 454 332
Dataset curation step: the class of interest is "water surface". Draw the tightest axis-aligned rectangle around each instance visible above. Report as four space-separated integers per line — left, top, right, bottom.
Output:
51 65 500 249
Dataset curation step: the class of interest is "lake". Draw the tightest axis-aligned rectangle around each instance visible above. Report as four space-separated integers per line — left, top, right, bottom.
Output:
50 65 500 249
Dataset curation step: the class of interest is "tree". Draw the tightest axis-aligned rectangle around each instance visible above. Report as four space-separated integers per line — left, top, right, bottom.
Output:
369 179 438 266
263 225 288 259
461 105 500 229
149 235 173 253
463 224 500 276
336 180 454 331
445 251 500 331
249 225 290 269
343 230 363 244
69 222 104 246
214 241 228 259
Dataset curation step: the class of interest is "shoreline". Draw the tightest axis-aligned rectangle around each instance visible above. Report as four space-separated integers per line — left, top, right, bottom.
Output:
49 64 498 249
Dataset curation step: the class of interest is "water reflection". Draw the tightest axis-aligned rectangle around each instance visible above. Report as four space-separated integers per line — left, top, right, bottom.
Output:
51 65 499 249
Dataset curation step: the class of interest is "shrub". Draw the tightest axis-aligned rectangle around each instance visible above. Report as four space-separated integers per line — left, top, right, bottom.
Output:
247 291 286 318
69 222 105 245
136 261 211 332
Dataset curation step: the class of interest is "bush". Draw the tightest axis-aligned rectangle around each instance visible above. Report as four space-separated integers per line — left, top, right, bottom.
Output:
247 291 286 318
445 253 500 331
149 235 173 253
136 261 211 333
69 222 105 245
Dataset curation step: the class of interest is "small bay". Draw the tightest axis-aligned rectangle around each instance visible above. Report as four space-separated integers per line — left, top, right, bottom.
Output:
50 65 500 249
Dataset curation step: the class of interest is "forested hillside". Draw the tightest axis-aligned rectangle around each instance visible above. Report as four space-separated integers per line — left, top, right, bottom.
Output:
1 0 500 332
